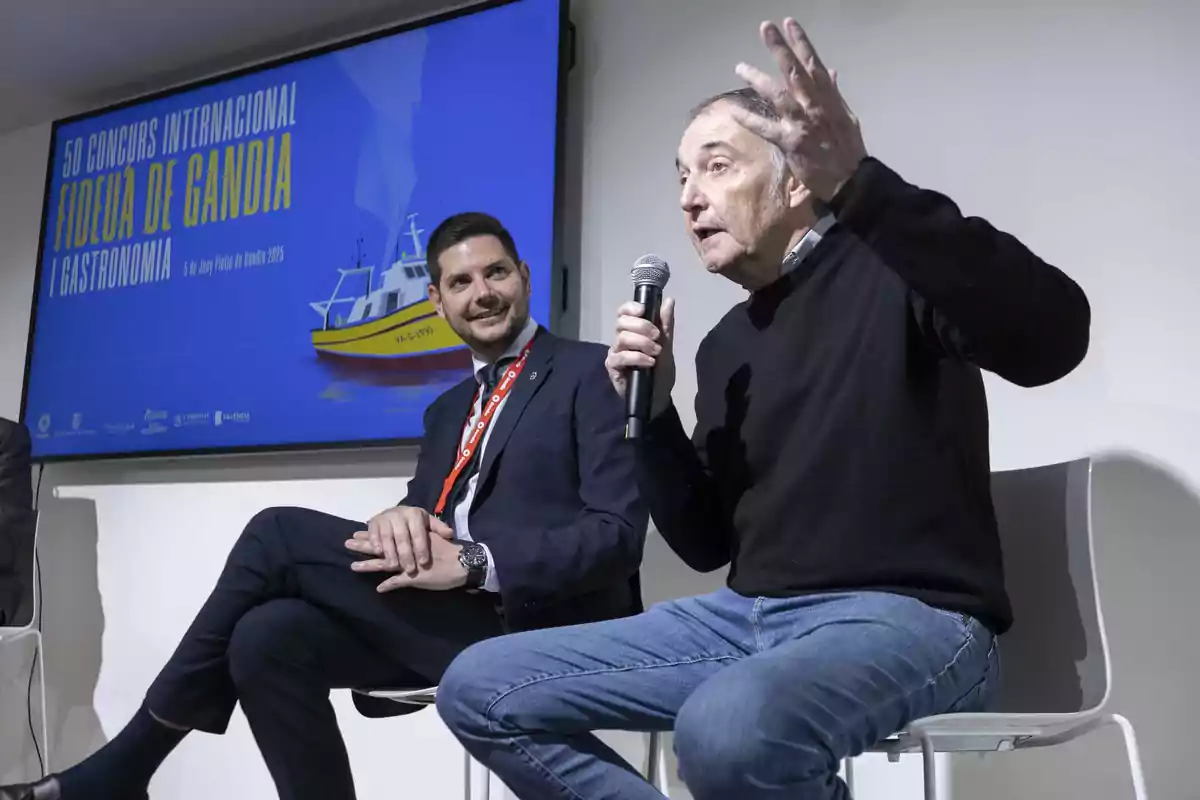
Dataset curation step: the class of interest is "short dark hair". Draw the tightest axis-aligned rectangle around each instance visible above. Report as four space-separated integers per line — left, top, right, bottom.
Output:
425 211 521 287
688 87 780 124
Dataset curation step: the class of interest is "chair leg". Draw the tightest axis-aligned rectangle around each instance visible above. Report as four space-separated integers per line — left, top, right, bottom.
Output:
645 731 669 796
463 753 487 800
36 632 49 774
1020 712 1148 800
656 736 669 797
1109 714 1148 800
463 747 471 800
480 761 492 800
843 757 855 796
919 737 938 800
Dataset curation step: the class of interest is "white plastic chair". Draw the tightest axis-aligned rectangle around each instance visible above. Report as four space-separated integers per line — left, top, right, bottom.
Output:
848 458 1147 800
360 685 671 799
0 511 48 776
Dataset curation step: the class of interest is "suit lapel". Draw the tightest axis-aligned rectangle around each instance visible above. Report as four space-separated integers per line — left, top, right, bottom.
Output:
424 378 478 509
475 328 556 493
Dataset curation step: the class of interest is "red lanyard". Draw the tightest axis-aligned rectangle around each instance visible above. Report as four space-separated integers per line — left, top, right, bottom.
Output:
433 337 536 517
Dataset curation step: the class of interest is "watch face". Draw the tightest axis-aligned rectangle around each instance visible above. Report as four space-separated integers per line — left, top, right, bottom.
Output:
461 544 488 568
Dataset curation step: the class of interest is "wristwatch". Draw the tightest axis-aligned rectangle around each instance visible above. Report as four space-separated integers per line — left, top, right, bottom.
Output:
457 541 489 590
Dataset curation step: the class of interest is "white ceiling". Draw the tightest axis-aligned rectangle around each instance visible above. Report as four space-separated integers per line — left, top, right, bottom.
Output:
0 0 469 135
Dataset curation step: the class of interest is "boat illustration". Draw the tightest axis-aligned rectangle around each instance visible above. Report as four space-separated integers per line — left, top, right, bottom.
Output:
309 214 471 370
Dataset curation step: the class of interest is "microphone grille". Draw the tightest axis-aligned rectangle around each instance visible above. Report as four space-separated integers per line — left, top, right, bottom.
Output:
631 254 670 289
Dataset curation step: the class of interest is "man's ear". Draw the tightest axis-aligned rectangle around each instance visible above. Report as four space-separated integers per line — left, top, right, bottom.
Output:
428 283 445 318
785 171 813 210
519 261 532 297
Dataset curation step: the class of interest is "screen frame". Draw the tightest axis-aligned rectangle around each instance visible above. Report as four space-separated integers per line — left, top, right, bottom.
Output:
18 0 572 464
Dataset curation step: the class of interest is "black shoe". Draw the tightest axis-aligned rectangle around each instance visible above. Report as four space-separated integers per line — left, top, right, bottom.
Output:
0 777 60 800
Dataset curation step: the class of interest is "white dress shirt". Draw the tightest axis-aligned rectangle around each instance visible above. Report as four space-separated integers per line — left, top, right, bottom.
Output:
781 212 837 276
450 316 539 593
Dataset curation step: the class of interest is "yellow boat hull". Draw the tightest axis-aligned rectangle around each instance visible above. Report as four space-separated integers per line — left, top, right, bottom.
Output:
311 299 467 362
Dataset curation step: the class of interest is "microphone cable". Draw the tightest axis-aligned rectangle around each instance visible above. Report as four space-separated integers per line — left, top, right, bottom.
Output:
26 461 45 777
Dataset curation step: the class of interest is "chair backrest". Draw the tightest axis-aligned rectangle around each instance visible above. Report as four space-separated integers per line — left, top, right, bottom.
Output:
988 458 1110 714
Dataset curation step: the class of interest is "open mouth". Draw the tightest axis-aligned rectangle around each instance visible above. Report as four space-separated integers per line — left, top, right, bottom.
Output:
693 226 723 242
472 309 506 322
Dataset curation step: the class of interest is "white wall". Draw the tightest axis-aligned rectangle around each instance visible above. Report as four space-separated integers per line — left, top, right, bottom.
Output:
3 1 1200 798
0 123 45 415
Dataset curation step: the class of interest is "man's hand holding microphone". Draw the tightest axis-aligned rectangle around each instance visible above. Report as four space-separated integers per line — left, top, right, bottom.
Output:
607 255 675 437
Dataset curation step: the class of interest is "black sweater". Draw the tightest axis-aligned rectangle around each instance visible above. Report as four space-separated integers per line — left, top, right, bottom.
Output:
638 157 1090 633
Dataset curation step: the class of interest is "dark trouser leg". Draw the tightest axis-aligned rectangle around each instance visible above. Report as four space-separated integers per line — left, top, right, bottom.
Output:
227 597 425 800
146 506 504 733
34 506 503 800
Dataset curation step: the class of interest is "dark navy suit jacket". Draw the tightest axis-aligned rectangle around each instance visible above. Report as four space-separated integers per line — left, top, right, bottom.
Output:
398 327 648 633
0 418 35 626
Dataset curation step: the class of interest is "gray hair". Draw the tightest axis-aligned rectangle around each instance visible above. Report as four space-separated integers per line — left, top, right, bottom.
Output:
688 87 779 125
689 87 789 191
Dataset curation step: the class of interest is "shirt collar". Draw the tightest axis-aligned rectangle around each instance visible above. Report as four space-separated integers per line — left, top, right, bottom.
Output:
780 212 837 277
471 316 540 381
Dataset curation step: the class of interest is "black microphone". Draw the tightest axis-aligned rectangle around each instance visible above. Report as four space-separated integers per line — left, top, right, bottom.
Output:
625 254 671 440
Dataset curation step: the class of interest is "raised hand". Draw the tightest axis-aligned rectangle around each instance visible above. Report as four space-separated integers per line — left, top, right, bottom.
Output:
730 18 867 203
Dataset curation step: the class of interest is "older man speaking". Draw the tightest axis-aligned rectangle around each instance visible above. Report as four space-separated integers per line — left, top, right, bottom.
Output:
436 16 1090 800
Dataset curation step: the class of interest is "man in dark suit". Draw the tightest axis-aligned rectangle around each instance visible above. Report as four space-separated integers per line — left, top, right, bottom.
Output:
0 417 35 627
1 212 647 800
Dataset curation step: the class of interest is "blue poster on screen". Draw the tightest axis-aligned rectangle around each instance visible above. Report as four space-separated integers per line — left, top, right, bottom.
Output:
22 0 562 460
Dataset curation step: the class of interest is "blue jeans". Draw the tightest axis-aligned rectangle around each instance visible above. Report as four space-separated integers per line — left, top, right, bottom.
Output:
437 588 999 799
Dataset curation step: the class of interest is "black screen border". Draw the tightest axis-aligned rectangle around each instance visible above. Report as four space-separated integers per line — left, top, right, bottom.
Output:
18 0 571 465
